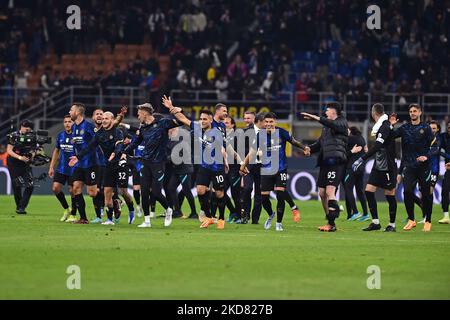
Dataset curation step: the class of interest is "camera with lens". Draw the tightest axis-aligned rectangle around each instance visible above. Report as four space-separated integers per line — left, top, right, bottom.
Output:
7 129 52 166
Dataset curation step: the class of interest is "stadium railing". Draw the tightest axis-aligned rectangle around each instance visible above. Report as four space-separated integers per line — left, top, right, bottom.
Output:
1 86 449 143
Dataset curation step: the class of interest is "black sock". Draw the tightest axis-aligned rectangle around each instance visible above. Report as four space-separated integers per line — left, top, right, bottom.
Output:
55 192 69 209
133 190 141 205
276 191 286 223
327 200 340 226
70 196 77 215
198 193 211 217
93 196 101 218
365 191 378 220
385 195 397 224
284 191 296 209
126 200 134 212
225 194 235 213
107 206 114 221
218 196 226 220
262 194 274 216
75 194 87 220
210 194 218 217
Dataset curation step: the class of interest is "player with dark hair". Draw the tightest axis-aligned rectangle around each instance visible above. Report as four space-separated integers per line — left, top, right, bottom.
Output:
163 96 230 229
48 115 77 222
223 115 242 222
352 103 398 232
302 102 348 232
240 111 264 224
240 112 309 231
390 104 434 232
344 126 368 221
123 103 181 228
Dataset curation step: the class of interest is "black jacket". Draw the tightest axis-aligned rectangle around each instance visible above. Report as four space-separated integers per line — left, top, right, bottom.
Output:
309 115 349 166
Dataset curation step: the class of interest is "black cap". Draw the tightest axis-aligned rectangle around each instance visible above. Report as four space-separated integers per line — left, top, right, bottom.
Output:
20 119 34 129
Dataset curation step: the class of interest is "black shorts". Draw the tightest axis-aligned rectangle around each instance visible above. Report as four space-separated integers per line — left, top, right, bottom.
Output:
317 164 346 188
72 166 98 186
53 171 73 186
261 169 288 192
117 165 130 188
368 168 397 190
196 166 225 190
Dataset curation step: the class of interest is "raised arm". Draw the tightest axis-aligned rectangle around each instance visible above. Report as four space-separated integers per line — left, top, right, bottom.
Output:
162 95 192 127
113 106 128 127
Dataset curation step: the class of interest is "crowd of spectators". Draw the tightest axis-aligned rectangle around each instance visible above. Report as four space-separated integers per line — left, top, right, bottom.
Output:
1 0 449 107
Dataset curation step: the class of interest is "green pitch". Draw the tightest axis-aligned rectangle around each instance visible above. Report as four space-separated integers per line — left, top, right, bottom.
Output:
0 195 449 299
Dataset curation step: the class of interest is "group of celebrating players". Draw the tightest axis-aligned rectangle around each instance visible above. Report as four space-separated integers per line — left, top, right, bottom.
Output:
47 98 450 232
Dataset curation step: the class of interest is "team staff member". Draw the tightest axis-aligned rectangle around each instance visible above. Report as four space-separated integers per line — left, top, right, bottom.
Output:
48 115 77 222
6 120 36 215
240 112 263 224
301 102 348 232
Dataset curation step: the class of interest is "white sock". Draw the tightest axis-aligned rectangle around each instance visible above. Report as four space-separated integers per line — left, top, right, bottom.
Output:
444 212 449 218
389 222 395 227
144 216 150 224
372 219 380 224
166 207 173 216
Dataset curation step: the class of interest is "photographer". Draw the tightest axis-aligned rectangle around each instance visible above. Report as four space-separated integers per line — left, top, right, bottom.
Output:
6 120 36 214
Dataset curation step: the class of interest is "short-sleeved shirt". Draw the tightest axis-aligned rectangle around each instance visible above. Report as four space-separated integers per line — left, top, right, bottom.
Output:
257 127 292 172
55 130 75 175
71 119 97 168
190 121 224 172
